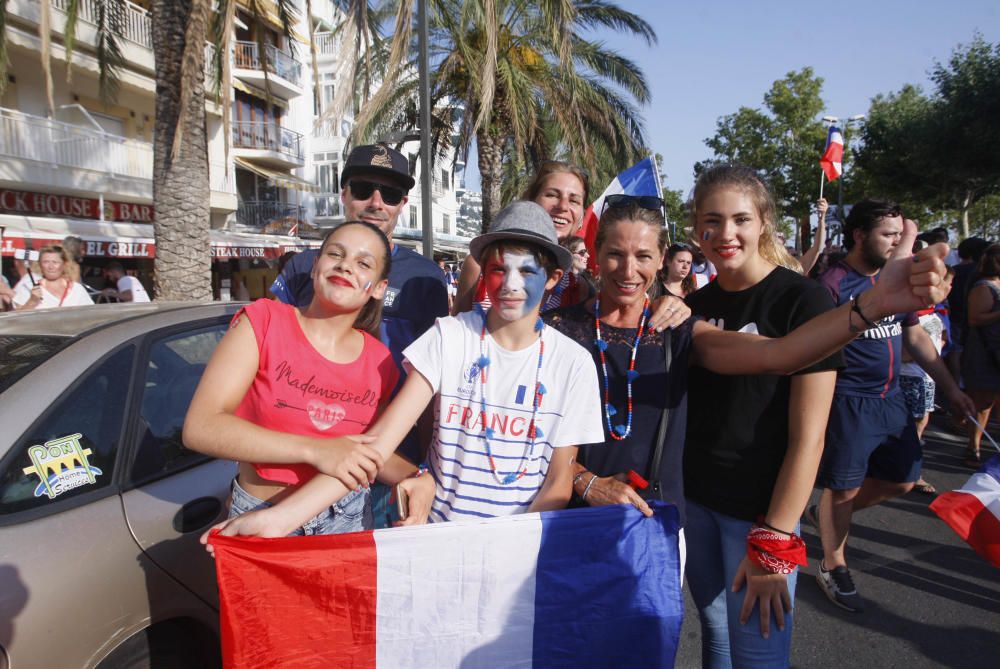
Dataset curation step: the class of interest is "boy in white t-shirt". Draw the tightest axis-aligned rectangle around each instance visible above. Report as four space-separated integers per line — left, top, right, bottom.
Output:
104 262 151 302
207 201 605 537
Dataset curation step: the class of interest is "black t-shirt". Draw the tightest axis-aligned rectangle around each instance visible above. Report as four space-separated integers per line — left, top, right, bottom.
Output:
545 302 692 523
684 266 842 521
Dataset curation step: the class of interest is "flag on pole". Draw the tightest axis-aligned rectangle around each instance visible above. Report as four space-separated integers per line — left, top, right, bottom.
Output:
819 126 844 182
580 157 662 274
209 503 684 668
929 454 1000 567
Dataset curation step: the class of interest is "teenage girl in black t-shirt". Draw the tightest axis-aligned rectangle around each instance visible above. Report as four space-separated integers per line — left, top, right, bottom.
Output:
684 165 840 668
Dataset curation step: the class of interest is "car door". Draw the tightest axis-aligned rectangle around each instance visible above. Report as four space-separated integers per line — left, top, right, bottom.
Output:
119 321 236 607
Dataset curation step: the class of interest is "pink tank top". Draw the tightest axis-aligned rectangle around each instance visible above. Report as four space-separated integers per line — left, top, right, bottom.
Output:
233 299 399 485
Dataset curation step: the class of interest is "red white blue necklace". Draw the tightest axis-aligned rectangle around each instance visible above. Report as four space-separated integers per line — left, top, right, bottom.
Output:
593 295 650 440
477 306 547 484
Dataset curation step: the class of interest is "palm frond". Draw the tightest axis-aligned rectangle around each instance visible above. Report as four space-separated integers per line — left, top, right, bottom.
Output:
63 0 80 83
39 0 54 114
95 0 127 107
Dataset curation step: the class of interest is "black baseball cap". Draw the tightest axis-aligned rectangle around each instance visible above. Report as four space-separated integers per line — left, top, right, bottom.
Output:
340 143 415 191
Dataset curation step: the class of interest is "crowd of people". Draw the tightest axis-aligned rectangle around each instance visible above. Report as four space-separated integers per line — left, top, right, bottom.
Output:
170 142 996 668
2 139 991 666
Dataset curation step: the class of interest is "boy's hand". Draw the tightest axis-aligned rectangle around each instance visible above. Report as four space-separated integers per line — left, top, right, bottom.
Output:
306 434 382 489
648 294 690 333
394 473 435 526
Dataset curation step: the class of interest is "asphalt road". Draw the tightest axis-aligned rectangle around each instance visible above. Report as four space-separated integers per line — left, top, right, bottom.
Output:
674 416 1000 668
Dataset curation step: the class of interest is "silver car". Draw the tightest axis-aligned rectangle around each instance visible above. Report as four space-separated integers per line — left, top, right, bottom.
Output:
0 302 243 668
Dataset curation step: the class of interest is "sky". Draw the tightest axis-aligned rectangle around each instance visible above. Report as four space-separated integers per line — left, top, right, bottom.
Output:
461 0 999 198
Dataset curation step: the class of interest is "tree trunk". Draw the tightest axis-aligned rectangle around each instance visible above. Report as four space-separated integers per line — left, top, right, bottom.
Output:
799 213 811 251
959 189 972 240
477 131 505 234
151 0 212 300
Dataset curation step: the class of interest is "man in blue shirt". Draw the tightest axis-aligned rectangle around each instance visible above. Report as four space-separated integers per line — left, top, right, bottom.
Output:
271 143 449 525
812 199 974 613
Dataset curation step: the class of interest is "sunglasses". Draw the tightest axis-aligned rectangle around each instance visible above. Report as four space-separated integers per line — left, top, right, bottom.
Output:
602 194 665 213
348 179 405 205
572 249 590 257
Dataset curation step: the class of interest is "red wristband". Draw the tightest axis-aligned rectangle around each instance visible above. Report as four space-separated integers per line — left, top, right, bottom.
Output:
746 524 808 574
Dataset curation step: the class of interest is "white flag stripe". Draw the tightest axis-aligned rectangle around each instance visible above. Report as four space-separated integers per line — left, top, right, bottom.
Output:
374 515 544 668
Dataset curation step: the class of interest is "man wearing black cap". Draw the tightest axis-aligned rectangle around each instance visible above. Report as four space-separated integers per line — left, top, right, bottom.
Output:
270 143 449 525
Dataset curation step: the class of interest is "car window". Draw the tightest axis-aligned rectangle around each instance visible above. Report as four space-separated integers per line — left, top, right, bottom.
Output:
0 346 132 515
0 335 75 394
130 325 226 484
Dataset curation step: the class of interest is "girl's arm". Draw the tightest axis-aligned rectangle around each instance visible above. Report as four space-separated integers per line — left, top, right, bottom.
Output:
205 369 436 540
692 219 950 375
799 198 828 276
968 283 1000 327
182 315 381 487
527 446 579 513
453 256 482 314
732 369 836 638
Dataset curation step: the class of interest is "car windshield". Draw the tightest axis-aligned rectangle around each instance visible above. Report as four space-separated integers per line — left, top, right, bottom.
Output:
0 335 74 394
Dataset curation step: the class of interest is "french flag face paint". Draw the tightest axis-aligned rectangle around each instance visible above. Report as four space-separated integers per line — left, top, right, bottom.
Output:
364 280 373 292
484 251 549 322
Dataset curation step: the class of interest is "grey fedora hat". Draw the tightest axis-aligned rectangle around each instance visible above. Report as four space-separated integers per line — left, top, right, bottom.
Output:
468 200 573 271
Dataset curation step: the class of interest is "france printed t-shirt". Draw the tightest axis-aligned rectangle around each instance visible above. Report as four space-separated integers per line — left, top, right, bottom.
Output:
685 266 842 521
819 260 918 398
234 299 398 485
403 311 604 522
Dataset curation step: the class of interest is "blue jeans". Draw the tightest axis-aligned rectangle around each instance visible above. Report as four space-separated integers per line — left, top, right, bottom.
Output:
684 499 798 669
230 478 372 535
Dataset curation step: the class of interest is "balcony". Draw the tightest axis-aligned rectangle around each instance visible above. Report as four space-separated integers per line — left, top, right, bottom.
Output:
233 42 303 98
232 122 304 168
51 0 152 49
0 107 152 200
236 200 306 235
315 32 339 60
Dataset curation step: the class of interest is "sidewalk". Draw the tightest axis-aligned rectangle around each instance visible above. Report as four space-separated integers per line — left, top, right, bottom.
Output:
674 416 1000 668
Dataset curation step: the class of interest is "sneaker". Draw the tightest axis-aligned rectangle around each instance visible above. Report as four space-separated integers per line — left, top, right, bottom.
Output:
816 562 864 613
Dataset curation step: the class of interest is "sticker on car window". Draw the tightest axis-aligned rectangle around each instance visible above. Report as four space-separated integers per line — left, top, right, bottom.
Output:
21 433 103 500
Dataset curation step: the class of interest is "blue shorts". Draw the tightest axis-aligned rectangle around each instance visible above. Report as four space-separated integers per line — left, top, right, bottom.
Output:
899 375 935 418
230 478 372 535
817 391 922 490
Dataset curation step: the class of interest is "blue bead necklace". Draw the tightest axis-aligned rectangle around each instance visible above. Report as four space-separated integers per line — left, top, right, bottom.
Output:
477 306 547 484
593 295 650 440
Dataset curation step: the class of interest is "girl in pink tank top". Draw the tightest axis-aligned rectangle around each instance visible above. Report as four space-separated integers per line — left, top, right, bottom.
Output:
184 222 400 536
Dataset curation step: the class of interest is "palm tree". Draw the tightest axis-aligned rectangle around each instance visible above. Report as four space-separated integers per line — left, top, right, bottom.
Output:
336 0 656 230
0 0 298 300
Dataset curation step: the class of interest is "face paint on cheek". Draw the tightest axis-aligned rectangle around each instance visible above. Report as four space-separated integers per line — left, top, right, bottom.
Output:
364 280 372 292
702 230 711 242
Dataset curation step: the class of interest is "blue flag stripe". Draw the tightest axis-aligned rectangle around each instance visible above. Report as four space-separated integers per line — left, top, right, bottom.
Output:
532 502 684 667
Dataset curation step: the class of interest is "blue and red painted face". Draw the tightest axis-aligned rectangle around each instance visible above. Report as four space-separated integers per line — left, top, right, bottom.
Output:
484 251 549 322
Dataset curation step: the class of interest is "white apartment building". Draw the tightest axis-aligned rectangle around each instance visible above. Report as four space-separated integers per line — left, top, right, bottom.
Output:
1 0 469 299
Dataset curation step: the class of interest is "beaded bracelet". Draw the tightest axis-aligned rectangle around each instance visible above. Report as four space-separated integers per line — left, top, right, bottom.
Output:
412 463 429 478
581 474 599 501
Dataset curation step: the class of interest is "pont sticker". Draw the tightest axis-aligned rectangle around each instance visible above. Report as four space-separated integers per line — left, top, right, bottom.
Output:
21 433 103 499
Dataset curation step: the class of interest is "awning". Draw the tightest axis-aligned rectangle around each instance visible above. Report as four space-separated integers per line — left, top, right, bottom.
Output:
236 0 309 43
234 157 319 192
0 214 322 261
232 79 289 107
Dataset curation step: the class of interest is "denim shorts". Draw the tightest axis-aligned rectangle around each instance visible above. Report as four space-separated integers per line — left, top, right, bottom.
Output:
229 478 372 535
900 374 935 418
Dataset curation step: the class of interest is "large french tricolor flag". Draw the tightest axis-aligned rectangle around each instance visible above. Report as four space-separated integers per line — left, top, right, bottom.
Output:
209 503 683 668
580 157 663 274
819 126 844 182
930 454 1000 567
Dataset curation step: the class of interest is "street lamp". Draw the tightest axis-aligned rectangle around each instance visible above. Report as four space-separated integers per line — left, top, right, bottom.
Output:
822 114 865 242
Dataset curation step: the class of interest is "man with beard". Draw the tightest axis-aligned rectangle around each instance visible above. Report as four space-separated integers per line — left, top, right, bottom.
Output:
270 143 448 526
810 199 974 612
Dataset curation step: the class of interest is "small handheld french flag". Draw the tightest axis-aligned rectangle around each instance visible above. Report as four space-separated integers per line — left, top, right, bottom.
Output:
930 454 1000 567
820 126 844 182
